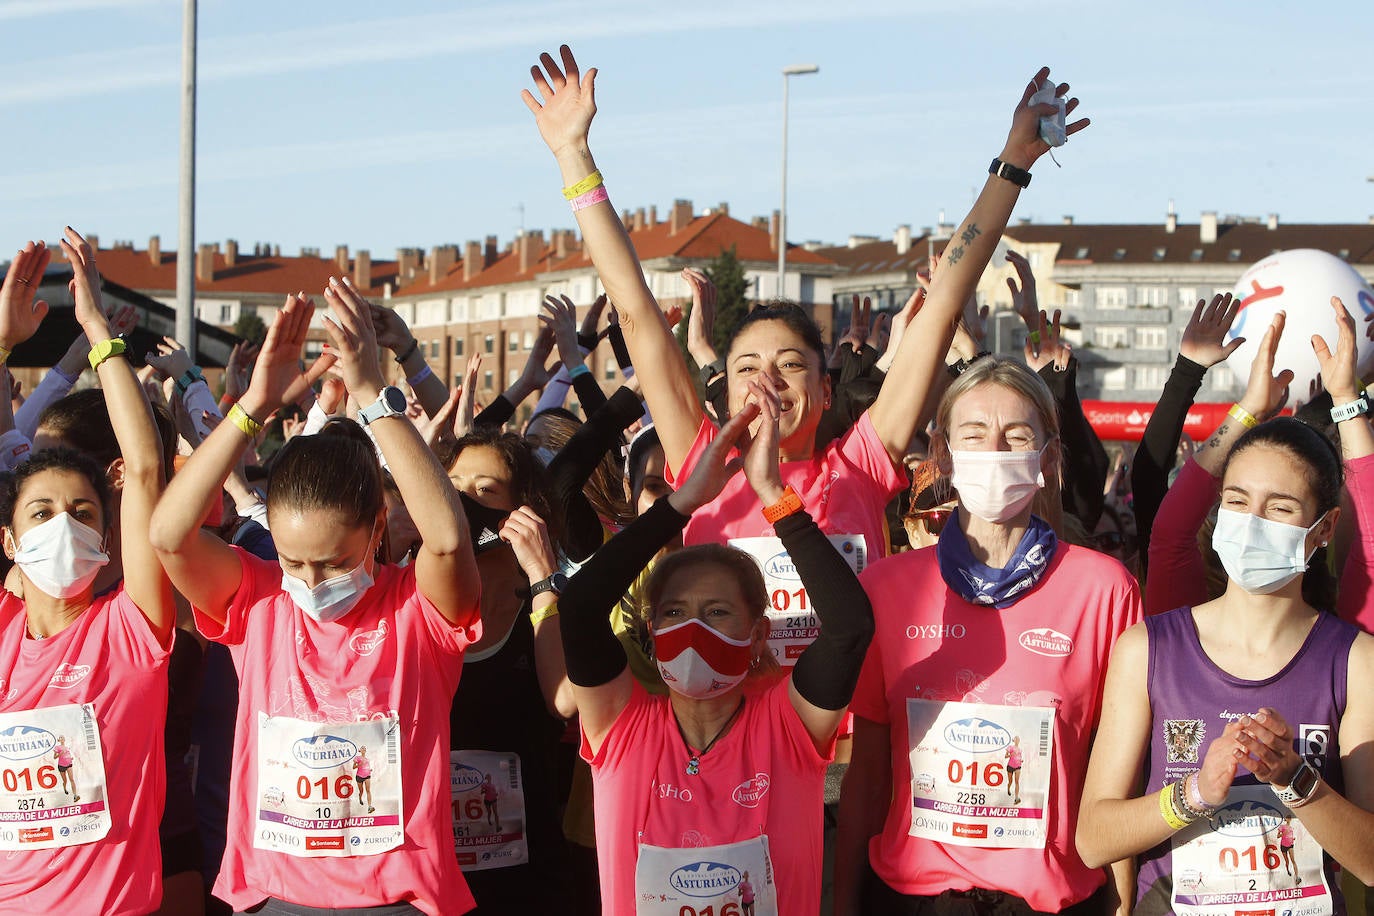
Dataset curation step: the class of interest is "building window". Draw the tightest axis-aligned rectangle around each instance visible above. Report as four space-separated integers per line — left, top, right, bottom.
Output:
523 331 534 350
1227 249 1242 262
454 337 464 357
1095 287 1128 309
1139 287 1169 307
1152 247 1167 261
1074 246 1090 259
430 340 441 359
219 304 232 323
1112 248 1127 261
603 358 616 381
304 340 324 359
484 335 495 354
1095 326 1129 348
1064 288 1082 306
1211 365 1236 392
483 370 494 390
1100 367 1127 391
1177 288 1197 307
508 333 519 353
1135 327 1167 350
509 368 520 385
1189 249 1203 262
1134 366 1170 390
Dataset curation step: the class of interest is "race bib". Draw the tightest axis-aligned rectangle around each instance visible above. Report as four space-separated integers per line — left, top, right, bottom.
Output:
906 699 1055 848
254 713 403 857
1171 785 1332 916
0 703 110 850
635 835 777 916
450 749 528 872
729 535 866 667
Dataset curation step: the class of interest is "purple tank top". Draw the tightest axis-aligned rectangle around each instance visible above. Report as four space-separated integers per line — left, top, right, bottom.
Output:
1135 608 1356 916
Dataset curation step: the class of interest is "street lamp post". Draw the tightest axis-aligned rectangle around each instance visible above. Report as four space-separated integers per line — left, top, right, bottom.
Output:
778 64 819 300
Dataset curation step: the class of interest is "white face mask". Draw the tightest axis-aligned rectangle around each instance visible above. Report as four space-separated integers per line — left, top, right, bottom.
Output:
652 618 753 699
281 559 374 624
1212 508 1326 595
11 512 109 599
949 448 1046 524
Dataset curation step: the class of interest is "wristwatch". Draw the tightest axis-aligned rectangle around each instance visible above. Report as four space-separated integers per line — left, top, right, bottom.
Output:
358 386 408 426
761 485 804 524
529 572 569 598
1275 760 1320 809
989 157 1032 189
1330 393 1370 424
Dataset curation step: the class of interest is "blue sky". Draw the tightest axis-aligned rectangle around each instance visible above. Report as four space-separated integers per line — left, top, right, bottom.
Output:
1 0 1371 257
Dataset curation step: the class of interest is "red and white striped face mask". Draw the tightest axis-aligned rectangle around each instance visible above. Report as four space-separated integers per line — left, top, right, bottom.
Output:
652 618 752 699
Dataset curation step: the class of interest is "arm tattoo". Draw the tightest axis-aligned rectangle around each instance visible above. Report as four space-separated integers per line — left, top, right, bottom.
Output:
1204 422 1230 451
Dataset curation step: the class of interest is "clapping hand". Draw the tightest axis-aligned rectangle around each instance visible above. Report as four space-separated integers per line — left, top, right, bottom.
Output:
1237 312 1293 422
1311 296 1359 403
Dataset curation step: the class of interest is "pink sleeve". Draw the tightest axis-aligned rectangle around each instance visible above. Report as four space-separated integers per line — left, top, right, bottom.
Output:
1144 458 1218 615
840 411 906 499
400 563 482 656
103 587 172 668
1338 454 1374 631
192 546 278 646
663 416 721 487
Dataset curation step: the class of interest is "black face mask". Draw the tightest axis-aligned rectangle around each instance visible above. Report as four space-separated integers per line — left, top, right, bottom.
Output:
459 493 511 555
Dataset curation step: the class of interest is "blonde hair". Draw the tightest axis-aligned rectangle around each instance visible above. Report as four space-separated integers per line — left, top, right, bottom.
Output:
930 357 1064 534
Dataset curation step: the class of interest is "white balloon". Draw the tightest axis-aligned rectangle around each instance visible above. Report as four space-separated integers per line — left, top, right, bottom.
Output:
1224 249 1374 399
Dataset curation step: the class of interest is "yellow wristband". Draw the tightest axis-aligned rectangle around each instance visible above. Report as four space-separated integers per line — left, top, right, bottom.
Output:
87 337 127 371
0 344 10 366
1227 403 1259 430
1159 783 1191 831
561 170 604 200
529 600 560 627
227 403 264 437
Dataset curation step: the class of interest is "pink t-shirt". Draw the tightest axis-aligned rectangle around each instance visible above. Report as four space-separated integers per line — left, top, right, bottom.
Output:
196 548 479 916
583 678 833 916
852 543 1142 912
353 756 371 779
54 744 73 766
1005 744 1023 769
0 587 170 915
667 412 906 558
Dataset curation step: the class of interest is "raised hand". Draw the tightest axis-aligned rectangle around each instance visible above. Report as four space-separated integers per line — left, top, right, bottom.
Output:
224 340 259 403
365 292 414 354
145 335 194 380
1000 68 1088 170
518 324 556 391
58 228 111 340
499 506 558 583
684 268 717 362
321 277 386 401
540 294 583 368
109 303 138 338
1311 296 1360 402
578 293 608 342
667 403 758 516
867 312 890 351
741 377 784 506
1005 250 1040 352
241 293 315 414
876 288 925 373
455 353 482 438
522 44 598 156
0 240 52 351
419 387 462 455
1025 309 1070 373
1238 312 1293 422
1179 294 1244 369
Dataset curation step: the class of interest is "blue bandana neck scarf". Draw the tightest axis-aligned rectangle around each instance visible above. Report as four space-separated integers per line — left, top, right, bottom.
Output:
936 512 1058 609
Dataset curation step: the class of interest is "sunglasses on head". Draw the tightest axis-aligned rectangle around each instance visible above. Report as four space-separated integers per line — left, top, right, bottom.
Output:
908 502 959 536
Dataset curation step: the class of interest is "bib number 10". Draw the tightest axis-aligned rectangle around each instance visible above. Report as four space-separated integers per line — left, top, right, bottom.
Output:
947 759 1005 788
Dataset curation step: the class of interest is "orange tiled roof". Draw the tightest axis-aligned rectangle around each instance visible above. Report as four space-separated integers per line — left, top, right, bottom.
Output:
75 246 397 299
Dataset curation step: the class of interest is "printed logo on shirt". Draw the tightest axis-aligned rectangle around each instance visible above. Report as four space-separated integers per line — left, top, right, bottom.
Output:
0 725 56 761
1164 719 1205 764
763 550 800 581
942 716 1012 754
259 828 302 848
731 773 771 808
819 470 840 506
1017 628 1074 658
1298 724 1331 770
305 835 345 851
669 861 742 898
348 619 389 657
290 734 359 770
656 782 694 803
47 664 90 689
913 772 936 794
905 624 967 640
952 822 988 839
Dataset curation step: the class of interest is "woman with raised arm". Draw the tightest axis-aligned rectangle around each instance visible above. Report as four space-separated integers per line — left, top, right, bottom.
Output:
521 47 1077 565
1077 296 1374 916
0 229 175 914
148 277 482 916
556 375 874 915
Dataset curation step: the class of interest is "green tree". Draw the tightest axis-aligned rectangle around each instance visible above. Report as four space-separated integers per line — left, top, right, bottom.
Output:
233 311 267 344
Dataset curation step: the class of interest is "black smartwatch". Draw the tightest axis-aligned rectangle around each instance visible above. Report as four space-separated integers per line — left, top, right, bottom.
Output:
989 157 1032 189
529 572 569 599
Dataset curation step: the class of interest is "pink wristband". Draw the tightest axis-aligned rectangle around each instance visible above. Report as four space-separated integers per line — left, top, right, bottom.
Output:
570 186 609 212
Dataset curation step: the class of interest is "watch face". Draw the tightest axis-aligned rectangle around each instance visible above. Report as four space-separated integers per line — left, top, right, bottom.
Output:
382 386 408 413
1292 762 1319 796
551 573 569 592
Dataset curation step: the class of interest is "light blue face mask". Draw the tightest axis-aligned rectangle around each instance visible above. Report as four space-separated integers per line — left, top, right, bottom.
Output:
281 560 375 624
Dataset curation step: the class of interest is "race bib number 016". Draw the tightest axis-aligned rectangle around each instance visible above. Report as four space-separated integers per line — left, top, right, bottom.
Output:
1171 785 1331 916
450 749 528 872
906 699 1055 849
254 713 403 857
0 702 110 850
729 535 865 667
635 835 777 916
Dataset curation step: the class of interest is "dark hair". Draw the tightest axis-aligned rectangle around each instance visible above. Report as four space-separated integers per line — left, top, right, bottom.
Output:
647 544 768 621
37 389 177 478
724 301 826 367
525 410 632 528
449 427 564 550
266 419 383 529
1222 417 1343 609
0 447 112 529
626 426 661 490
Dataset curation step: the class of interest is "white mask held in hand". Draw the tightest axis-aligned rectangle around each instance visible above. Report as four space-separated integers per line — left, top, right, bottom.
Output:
281 560 374 624
950 449 1046 524
11 512 109 599
653 618 753 699
1212 508 1327 595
